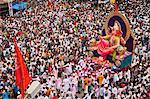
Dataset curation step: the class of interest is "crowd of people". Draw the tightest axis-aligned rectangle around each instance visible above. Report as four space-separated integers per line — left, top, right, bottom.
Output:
0 0 149 99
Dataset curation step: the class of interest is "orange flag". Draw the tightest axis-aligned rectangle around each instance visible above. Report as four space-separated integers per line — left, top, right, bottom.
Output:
14 39 31 98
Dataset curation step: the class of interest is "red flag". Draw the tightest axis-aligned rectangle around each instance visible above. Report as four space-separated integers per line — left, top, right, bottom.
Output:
14 39 31 98
114 3 118 12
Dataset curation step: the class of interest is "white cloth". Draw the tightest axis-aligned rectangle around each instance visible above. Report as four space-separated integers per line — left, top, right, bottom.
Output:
100 87 104 96
126 70 131 81
113 73 119 82
56 78 62 90
63 78 70 92
112 87 118 96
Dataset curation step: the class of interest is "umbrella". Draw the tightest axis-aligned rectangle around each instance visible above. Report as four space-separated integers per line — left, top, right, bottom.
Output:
12 2 27 10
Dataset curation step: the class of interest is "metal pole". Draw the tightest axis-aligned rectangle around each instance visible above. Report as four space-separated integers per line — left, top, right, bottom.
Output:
8 0 13 16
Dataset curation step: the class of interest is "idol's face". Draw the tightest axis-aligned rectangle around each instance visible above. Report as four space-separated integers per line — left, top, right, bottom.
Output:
114 22 120 30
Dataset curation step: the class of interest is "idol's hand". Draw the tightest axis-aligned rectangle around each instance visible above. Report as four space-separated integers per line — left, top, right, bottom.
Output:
109 26 113 30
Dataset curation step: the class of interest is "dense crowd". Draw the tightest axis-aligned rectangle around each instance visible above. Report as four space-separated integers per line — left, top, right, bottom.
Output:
0 0 149 99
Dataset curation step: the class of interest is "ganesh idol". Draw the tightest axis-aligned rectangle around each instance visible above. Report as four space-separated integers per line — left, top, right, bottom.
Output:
98 20 127 61
90 20 127 63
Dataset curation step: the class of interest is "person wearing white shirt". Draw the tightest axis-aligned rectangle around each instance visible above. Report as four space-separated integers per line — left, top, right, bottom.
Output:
71 84 77 98
56 78 62 90
44 96 49 99
66 65 72 75
119 71 123 79
40 64 45 73
84 85 88 95
103 76 109 85
112 86 118 97
65 88 73 99
83 92 91 99
99 85 104 98
104 88 111 99
126 69 131 82
63 77 70 92
113 73 119 83
95 86 100 98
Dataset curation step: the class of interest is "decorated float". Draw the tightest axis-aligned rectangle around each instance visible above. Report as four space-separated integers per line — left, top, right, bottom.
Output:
89 4 135 70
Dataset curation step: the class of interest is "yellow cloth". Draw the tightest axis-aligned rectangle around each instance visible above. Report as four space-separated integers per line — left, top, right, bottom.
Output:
98 75 104 86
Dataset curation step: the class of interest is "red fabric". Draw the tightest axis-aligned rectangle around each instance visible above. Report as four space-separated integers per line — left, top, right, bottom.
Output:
48 66 52 73
115 30 122 37
48 0 51 6
80 36 82 40
16 32 23 36
52 96 57 99
97 39 111 57
120 84 126 88
74 21 76 26
14 39 31 98
147 89 150 97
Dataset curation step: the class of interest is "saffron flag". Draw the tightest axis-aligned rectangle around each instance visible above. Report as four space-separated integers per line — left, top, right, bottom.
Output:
110 0 118 12
14 39 31 98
